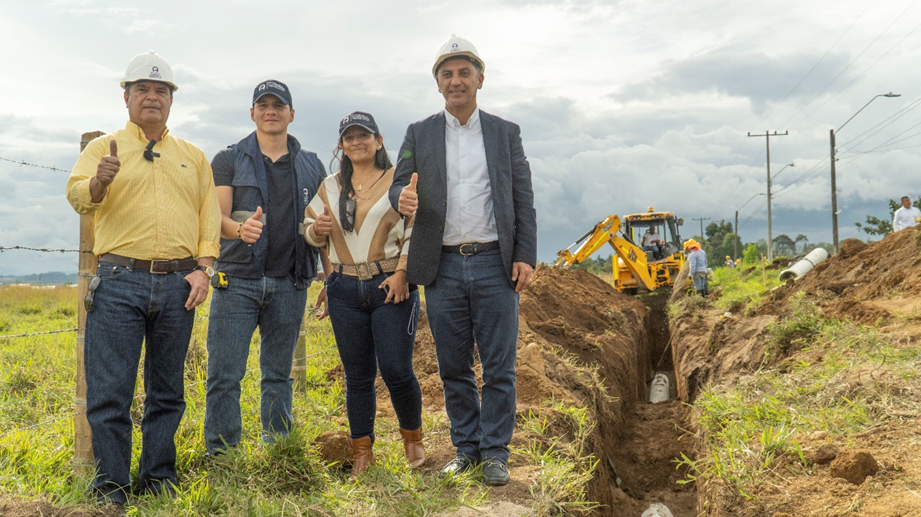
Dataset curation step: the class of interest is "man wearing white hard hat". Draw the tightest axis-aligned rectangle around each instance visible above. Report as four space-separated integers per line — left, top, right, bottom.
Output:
389 34 537 486
66 50 221 506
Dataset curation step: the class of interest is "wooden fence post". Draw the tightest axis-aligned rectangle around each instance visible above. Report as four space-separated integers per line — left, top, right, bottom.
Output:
75 131 103 476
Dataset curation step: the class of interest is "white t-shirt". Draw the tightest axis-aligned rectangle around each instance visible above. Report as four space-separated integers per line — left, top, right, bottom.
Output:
642 232 661 246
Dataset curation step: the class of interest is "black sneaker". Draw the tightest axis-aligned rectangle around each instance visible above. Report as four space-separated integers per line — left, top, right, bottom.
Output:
439 456 477 478
482 458 510 486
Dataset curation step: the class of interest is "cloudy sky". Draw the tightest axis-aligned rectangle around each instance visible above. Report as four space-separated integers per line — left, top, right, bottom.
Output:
1 0 919 275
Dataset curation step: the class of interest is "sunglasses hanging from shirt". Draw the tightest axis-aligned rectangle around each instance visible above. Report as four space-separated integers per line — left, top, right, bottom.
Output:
143 139 160 162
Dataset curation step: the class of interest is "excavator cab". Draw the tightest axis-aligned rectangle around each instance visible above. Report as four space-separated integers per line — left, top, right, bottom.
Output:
623 209 683 263
555 208 686 294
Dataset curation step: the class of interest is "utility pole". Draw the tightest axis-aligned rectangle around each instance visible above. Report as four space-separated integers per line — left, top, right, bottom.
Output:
747 130 788 262
734 210 739 261
830 129 838 253
692 217 710 241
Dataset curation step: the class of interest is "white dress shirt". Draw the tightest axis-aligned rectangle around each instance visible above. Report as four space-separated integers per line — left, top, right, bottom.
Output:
893 205 921 231
442 108 499 245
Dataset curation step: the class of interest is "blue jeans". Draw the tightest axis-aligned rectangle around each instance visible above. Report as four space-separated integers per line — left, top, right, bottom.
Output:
693 272 709 296
326 271 421 439
204 275 308 453
85 261 195 503
425 249 519 464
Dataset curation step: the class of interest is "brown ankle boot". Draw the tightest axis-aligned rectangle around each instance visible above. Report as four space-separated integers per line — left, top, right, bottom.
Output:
399 427 426 468
351 436 375 478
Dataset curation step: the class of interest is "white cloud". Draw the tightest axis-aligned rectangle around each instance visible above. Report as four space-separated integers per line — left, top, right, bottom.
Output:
0 0 920 274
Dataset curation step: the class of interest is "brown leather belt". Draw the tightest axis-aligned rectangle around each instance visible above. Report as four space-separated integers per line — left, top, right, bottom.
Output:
442 241 500 256
99 253 197 274
334 257 400 281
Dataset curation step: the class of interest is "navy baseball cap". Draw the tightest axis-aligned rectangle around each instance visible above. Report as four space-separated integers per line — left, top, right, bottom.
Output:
338 111 379 137
253 80 292 107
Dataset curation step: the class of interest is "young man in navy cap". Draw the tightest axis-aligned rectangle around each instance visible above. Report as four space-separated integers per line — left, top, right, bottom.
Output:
204 80 327 454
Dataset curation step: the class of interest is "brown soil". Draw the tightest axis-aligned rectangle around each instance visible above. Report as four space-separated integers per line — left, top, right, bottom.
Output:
671 227 921 516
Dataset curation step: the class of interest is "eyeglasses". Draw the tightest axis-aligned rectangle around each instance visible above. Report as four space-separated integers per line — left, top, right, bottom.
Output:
84 276 101 312
143 139 160 162
343 198 356 232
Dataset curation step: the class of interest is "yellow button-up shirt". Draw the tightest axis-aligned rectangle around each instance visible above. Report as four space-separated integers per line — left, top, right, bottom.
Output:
66 122 221 260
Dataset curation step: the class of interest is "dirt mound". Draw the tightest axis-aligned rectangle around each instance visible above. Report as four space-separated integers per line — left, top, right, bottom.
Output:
670 229 921 516
781 229 921 323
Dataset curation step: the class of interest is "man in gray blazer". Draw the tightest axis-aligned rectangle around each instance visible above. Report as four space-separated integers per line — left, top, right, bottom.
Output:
389 34 537 486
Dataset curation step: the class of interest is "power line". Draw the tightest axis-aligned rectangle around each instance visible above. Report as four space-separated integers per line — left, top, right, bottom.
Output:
778 0 918 131
711 0 876 210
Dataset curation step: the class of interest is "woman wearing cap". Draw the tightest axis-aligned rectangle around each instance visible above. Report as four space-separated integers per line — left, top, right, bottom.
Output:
303 111 423 478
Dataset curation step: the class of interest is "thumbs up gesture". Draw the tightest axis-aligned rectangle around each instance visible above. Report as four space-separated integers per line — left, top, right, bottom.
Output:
95 139 120 187
240 206 264 244
398 173 418 216
314 205 333 237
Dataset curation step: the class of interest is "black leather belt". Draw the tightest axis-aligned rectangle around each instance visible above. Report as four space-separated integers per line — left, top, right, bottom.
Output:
442 241 500 256
99 253 197 274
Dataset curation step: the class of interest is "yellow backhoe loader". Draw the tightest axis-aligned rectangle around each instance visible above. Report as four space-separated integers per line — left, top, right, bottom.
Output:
555 208 686 294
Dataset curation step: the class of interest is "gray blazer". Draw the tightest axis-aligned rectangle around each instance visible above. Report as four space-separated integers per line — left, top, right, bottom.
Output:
388 110 537 286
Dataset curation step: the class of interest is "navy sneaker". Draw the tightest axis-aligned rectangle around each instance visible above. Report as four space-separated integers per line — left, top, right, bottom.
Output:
482 458 510 486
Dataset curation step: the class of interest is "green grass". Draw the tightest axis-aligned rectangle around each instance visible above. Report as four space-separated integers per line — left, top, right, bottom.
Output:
0 284 597 515
709 264 782 315
679 291 921 504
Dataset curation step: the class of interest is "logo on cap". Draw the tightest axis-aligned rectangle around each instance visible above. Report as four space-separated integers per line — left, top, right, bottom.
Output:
259 84 266 91
266 81 286 92
149 65 161 79
451 43 459 52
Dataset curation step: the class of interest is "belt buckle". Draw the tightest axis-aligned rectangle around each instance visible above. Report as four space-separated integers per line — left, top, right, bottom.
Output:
459 243 476 256
355 262 374 281
150 260 172 274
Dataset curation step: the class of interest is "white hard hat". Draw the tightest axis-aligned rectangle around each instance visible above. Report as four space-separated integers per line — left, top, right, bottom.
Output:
120 50 178 91
432 34 485 77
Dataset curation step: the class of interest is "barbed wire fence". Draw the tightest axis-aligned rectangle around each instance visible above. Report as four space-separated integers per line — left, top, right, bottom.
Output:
0 149 339 462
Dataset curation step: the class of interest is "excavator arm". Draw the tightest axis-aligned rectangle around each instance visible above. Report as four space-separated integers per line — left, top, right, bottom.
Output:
555 215 657 291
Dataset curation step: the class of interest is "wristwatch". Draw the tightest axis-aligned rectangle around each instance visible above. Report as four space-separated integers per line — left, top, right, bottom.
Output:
196 265 215 278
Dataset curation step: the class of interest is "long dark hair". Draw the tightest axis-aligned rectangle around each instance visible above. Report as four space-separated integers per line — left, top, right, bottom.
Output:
330 133 393 232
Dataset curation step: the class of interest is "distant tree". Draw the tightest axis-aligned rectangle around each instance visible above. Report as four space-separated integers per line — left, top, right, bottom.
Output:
772 234 796 257
794 234 809 254
704 220 734 249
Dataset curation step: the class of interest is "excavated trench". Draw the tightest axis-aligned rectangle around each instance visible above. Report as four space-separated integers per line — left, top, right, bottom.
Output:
511 267 699 516
367 265 699 516
569 290 698 517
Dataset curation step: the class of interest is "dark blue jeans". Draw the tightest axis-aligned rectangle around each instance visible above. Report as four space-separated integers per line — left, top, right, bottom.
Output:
425 249 519 464
204 275 308 453
84 261 195 503
326 271 421 439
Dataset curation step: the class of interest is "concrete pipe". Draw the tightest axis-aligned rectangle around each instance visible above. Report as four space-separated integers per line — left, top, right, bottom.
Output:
778 248 828 282
642 503 674 517
649 373 670 403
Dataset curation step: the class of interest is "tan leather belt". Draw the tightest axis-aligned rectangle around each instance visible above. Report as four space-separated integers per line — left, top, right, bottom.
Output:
99 253 197 274
334 257 400 281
